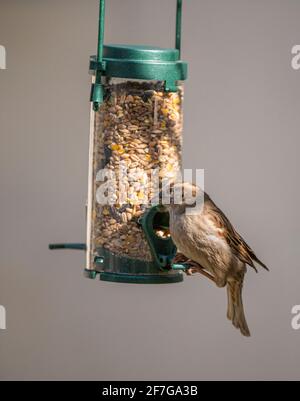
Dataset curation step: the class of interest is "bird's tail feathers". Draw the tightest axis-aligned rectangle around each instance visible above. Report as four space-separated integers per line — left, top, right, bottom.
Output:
252 255 269 271
227 279 251 337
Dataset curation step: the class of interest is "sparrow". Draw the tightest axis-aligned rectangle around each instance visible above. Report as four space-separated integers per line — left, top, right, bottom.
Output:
166 182 268 337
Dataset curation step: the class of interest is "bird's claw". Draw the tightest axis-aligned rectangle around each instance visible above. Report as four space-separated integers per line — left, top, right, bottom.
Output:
186 267 199 275
172 252 188 264
173 254 216 283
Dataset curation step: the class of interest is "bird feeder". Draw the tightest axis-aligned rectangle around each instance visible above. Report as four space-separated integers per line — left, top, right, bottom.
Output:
50 0 188 283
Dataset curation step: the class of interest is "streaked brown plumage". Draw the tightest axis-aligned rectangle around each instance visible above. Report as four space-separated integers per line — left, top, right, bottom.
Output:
168 182 268 337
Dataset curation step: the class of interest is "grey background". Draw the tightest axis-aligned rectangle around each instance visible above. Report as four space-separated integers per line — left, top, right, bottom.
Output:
0 0 299 380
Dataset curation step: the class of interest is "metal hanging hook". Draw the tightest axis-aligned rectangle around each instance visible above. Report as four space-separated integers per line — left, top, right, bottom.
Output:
91 0 106 111
176 0 183 57
91 0 184 109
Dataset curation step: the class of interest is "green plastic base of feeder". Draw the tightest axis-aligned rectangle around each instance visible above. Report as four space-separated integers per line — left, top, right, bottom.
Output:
86 246 184 284
84 269 183 284
99 272 183 284
84 269 98 280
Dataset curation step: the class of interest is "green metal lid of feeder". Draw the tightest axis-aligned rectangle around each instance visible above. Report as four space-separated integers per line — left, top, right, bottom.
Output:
91 0 187 106
90 44 188 86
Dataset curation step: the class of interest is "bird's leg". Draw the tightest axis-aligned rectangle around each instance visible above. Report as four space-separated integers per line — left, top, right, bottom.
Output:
185 260 216 284
173 252 188 264
195 269 216 284
173 253 216 284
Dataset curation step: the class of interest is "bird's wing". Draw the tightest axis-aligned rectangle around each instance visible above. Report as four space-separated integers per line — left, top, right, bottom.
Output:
204 193 268 272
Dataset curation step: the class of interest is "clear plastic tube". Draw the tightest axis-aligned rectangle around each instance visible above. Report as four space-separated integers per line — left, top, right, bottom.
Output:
87 78 184 270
